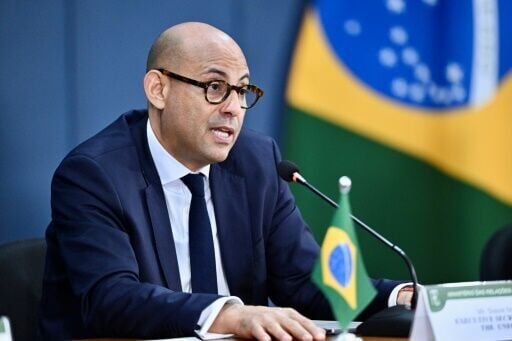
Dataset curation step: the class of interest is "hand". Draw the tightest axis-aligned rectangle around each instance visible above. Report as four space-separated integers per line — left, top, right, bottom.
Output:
209 303 326 341
396 286 414 306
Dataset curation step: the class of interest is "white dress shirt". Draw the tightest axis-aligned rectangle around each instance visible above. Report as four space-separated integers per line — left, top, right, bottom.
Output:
147 121 241 338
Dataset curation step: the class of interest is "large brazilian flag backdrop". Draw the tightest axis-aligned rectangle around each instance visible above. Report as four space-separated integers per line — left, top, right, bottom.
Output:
285 0 512 284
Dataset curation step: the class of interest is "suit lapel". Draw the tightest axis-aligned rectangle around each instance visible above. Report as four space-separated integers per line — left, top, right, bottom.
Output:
144 185 182 291
210 163 254 301
129 112 181 291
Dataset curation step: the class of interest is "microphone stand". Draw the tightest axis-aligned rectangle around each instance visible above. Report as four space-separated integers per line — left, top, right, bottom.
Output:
292 172 418 337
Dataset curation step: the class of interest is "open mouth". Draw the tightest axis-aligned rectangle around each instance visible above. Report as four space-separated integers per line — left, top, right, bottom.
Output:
210 126 235 143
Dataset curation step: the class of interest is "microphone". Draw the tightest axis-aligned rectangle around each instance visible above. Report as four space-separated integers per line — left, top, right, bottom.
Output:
278 160 418 337
278 161 338 207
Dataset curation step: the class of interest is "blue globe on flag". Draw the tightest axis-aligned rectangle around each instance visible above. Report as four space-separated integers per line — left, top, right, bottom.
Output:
328 243 353 287
317 0 511 110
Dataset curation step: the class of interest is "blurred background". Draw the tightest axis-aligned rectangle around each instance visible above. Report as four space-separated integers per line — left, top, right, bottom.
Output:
0 0 306 238
1 0 511 285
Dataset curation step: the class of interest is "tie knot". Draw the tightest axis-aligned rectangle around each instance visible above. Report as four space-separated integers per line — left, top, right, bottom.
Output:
181 173 205 197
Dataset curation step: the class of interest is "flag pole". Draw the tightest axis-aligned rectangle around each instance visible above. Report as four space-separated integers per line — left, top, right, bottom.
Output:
336 177 361 341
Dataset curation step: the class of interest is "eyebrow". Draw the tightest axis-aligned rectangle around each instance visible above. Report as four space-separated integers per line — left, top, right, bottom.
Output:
203 68 250 83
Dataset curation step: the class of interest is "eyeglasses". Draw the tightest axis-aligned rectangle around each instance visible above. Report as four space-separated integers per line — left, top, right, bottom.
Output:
156 68 264 109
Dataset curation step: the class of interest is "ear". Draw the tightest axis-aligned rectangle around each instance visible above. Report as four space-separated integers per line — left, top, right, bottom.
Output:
144 70 166 110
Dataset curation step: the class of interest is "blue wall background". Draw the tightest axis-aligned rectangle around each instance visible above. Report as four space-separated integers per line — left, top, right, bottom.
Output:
0 0 306 243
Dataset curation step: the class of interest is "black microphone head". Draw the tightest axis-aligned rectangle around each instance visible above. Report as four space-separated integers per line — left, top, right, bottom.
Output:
277 160 300 182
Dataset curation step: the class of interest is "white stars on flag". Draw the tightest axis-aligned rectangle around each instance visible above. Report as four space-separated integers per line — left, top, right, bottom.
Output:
402 47 419 66
422 0 438 6
341 0 469 107
391 78 408 98
344 20 362 36
390 26 408 45
379 48 398 67
386 0 406 14
414 63 431 83
446 63 464 84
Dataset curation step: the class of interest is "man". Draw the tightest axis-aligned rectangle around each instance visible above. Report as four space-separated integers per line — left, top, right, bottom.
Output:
40 22 410 340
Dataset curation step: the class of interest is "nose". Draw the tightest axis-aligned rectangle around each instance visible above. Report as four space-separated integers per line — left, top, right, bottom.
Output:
220 89 245 117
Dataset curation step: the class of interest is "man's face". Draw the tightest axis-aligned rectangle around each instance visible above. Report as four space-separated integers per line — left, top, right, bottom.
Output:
159 42 249 171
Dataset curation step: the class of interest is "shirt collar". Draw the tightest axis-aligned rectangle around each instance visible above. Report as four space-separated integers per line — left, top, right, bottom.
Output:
146 120 210 185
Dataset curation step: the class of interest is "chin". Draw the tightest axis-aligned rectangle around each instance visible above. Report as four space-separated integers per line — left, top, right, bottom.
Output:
211 153 230 164
207 147 232 164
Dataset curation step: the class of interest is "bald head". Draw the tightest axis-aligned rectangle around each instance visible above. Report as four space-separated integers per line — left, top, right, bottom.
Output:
146 22 246 72
143 22 252 171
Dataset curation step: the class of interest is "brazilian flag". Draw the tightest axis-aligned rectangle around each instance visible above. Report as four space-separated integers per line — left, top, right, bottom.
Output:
312 184 376 328
285 0 512 284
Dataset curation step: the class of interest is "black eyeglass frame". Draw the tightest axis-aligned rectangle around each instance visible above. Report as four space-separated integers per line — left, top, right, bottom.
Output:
156 68 264 109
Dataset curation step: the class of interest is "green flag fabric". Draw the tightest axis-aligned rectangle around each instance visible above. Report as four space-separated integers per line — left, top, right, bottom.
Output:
312 188 376 329
286 1 512 284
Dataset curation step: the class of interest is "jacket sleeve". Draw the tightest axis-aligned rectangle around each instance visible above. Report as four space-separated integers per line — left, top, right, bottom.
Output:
49 153 219 338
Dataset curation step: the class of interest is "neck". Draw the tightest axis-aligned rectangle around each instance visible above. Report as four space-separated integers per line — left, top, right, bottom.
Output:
147 112 207 172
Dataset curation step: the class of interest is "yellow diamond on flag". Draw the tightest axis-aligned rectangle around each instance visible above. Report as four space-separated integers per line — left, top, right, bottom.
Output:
321 227 358 309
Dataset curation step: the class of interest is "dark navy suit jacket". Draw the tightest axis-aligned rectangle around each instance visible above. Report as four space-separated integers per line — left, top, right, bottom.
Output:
40 110 399 340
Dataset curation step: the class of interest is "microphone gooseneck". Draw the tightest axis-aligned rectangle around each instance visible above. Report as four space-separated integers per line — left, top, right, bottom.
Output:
277 160 418 310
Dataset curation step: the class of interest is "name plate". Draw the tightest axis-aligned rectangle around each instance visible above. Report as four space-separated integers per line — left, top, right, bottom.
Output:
410 281 512 341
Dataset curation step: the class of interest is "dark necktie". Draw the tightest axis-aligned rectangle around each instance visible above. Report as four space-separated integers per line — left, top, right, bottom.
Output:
181 173 218 294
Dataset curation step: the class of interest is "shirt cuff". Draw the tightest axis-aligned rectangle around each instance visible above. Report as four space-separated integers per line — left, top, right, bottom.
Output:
195 296 244 340
387 282 413 307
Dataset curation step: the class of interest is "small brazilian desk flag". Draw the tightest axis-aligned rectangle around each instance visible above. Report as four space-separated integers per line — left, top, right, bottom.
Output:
312 187 376 329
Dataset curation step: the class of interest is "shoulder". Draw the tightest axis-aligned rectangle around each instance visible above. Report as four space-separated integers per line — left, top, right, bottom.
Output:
232 128 277 157
53 110 147 181
67 109 147 159
62 110 146 162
